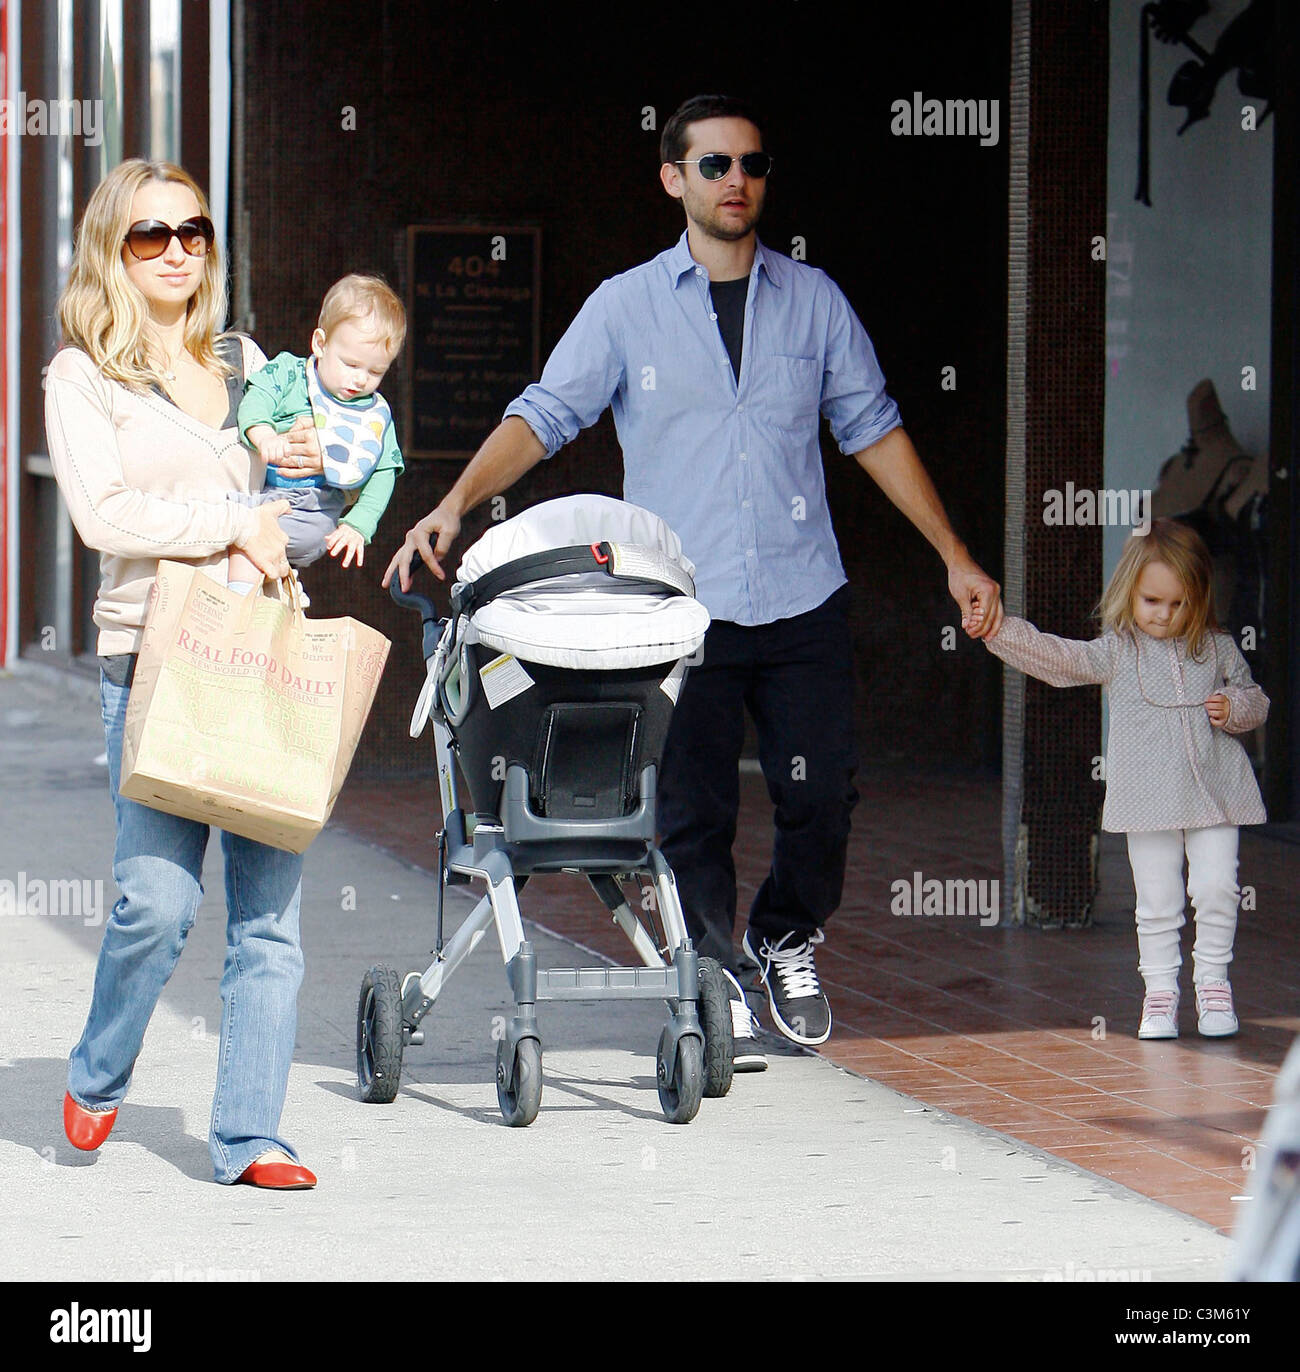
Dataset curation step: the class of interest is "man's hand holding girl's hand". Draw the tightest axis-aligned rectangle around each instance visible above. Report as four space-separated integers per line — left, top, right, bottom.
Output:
952 559 1003 640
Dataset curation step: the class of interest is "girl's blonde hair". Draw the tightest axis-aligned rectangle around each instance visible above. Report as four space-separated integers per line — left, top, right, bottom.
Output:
1097 518 1219 658
57 158 229 388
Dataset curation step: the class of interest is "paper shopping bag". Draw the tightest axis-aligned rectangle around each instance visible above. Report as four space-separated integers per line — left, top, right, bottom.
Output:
120 561 390 853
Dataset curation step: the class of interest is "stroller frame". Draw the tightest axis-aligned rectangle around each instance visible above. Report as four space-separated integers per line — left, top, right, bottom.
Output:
356 555 733 1126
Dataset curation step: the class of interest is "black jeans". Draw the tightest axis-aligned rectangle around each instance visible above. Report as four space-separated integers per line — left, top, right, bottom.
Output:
656 585 859 972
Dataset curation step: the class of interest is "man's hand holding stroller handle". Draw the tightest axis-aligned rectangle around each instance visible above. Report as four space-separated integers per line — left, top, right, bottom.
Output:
384 504 461 591
383 417 546 590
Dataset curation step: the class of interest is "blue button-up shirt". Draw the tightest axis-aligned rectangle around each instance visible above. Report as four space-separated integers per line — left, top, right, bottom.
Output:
504 232 901 624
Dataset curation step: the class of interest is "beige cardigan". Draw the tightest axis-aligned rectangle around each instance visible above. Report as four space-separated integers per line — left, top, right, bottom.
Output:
45 337 268 655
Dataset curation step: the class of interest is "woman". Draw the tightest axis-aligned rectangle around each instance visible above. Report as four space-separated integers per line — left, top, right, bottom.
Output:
46 159 322 1189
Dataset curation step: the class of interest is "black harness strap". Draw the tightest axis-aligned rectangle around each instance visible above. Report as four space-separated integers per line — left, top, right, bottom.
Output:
452 541 693 618
452 544 613 616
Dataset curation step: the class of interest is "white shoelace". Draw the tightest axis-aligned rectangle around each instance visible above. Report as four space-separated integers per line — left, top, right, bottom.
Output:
730 997 757 1041
1141 989 1178 1018
722 968 759 1040
761 931 825 1000
1196 982 1234 1013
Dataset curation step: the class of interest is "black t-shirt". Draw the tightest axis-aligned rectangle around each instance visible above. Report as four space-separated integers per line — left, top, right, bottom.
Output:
709 276 749 383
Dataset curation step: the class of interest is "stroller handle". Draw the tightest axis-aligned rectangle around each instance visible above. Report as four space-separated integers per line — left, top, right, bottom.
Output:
388 569 445 663
388 573 437 622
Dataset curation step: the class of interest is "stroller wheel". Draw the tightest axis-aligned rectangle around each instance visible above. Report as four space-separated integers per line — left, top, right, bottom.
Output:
496 1036 543 1127
697 957 735 1099
656 1027 704 1124
356 965 405 1104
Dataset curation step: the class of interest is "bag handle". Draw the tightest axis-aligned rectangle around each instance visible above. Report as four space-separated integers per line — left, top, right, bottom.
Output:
232 568 306 632
272 569 306 617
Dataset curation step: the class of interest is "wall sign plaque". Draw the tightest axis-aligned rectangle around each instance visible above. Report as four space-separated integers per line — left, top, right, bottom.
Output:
405 225 541 460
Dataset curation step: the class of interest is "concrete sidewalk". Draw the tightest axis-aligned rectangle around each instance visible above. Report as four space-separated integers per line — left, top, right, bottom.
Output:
0 666 1233 1280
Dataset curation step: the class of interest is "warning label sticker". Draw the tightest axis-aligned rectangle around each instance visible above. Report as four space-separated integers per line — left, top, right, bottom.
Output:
479 653 535 709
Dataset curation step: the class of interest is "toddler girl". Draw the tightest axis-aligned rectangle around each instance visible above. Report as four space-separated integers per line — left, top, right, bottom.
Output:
980 518 1268 1038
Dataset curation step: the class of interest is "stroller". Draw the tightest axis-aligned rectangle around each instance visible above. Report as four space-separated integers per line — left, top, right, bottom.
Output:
356 495 734 1125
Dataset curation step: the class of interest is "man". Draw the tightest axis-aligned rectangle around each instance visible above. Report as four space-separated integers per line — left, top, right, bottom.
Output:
386 94 1002 1067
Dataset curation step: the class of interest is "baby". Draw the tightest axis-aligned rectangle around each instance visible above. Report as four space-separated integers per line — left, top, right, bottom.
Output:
227 273 406 592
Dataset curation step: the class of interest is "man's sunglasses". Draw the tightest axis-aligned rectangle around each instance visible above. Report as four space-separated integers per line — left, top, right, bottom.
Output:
122 216 215 261
675 152 774 180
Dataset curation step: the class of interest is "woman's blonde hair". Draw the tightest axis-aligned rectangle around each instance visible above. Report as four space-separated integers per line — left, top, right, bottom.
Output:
57 158 229 388
1097 518 1219 658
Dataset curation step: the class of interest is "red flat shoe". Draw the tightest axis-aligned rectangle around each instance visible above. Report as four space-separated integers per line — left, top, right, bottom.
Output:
63 1092 117 1150
235 1158 317 1190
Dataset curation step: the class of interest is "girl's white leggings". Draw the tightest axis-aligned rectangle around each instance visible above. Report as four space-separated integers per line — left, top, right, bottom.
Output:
1125 825 1240 991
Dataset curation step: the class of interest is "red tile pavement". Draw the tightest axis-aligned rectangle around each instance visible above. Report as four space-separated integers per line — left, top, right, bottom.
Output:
332 764 1300 1233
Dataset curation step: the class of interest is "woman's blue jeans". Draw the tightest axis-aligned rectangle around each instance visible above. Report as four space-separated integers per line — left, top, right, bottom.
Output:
67 671 306 1183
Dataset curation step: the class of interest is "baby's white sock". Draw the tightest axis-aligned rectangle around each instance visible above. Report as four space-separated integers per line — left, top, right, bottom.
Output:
227 580 257 596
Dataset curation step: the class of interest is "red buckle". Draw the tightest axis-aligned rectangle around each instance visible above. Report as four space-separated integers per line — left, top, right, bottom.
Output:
590 542 609 565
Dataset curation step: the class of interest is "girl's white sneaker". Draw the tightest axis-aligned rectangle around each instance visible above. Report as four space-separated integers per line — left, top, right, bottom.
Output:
1195 980 1239 1037
1138 988 1180 1039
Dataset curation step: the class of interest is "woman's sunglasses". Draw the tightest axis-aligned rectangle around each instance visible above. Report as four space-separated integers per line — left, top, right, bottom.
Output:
675 152 774 181
122 216 215 261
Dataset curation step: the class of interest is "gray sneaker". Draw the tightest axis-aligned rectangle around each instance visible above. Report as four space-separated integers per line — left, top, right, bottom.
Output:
742 929 832 1046
722 967 768 1072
